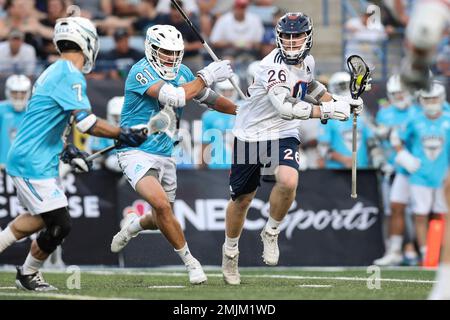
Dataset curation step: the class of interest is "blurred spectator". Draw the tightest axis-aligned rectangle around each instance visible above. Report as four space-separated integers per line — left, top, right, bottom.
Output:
98 28 143 80
197 0 216 38
344 4 387 67
112 0 141 17
0 29 37 77
159 0 204 72
39 0 66 60
156 0 198 15
132 0 162 35
70 0 113 19
260 7 283 58
210 0 264 62
209 0 233 17
0 0 53 57
248 0 277 26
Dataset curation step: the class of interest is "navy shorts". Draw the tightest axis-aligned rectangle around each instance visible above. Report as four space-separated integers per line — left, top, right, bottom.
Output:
229 137 300 200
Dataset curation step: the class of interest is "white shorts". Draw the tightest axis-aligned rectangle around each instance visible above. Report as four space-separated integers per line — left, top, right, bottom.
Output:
11 176 68 215
390 173 411 205
410 184 448 215
117 150 177 202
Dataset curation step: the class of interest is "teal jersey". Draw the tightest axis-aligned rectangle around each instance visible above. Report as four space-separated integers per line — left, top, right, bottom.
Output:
6 59 91 179
202 109 235 169
0 102 26 165
399 112 450 188
375 104 414 167
120 58 195 157
318 117 374 169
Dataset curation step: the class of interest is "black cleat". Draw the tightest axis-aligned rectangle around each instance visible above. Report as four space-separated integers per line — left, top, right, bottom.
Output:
15 266 58 291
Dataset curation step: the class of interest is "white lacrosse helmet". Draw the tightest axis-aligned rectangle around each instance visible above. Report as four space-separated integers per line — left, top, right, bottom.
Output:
145 25 185 80
328 72 351 96
386 74 411 110
107 96 124 126
5 74 31 112
246 60 261 86
419 81 446 117
214 75 240 102
53 17 100 74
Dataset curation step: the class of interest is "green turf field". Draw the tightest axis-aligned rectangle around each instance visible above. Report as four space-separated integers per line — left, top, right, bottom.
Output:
0 267 437 300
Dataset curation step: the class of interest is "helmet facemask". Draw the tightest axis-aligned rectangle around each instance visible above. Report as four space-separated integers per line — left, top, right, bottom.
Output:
7 90 30 112
420 95 444 118
145 25 185 81
148 45 184 80
276 31 312 65
419 81 446 118
5 74 31 112
388 91 411 110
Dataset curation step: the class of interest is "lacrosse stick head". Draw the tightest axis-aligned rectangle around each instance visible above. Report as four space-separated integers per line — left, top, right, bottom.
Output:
346 55 372 99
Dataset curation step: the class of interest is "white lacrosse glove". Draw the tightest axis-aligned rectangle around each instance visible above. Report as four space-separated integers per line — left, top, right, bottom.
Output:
148 107 177 139
320 100 351 121
332 95 364 115
197 60 233 87
395 149 421 174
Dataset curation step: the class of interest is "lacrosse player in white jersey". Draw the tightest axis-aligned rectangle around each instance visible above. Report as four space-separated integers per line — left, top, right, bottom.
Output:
401 0 449 90
222 12 364 285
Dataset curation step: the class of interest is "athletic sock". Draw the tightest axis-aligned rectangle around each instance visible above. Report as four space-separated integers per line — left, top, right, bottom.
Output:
224 235 240 252
22 253 45 275
389 235 403 253
0 227 17 253
265 216 281 234
175 243 195 265
127 217 144 235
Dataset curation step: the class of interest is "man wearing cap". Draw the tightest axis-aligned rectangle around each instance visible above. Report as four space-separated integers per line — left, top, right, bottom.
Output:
210 0 265 59
0 29 37 77
99 28 143 79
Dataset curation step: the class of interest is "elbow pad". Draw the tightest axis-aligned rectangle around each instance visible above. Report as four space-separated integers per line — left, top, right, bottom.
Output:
158 83 186 108
307 80 326 101
75 111 97 133
194 87 220 109
268 85 312 120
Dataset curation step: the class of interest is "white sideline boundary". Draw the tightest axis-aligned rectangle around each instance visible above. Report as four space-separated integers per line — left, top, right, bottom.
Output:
69 271 437 284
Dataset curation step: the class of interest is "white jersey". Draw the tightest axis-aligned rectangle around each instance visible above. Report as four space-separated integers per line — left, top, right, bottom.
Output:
233 49 316 142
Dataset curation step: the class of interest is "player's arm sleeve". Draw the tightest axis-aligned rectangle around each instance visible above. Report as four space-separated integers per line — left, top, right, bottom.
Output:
51 73 91 111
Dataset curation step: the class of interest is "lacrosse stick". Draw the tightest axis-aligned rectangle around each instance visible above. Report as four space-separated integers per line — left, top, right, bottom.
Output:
346 54 371 199
170 0 246 100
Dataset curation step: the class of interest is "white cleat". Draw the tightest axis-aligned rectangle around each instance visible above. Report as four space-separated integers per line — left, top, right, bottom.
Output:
111 213 139 253
186 258 207 285
260 228 280 266
222 245 240 285
373 251 403 266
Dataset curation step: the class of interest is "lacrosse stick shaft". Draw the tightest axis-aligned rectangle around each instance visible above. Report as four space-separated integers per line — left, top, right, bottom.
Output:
351 113 358 198
86 145 116 162
169 0 246 100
